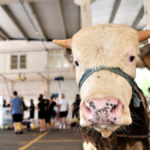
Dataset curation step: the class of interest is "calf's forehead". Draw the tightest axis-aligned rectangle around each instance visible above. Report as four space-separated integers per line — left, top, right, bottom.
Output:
72 24 139 62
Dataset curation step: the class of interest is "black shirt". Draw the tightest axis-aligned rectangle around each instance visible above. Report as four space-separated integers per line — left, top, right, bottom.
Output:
49 101 56 113
38 102 45 112
73 99 81 112
22 101 27 111
43 99 49 111
30 103 35 112
3 104 7 107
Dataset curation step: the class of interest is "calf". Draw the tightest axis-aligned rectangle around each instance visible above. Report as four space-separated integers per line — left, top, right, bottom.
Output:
53 24 150 150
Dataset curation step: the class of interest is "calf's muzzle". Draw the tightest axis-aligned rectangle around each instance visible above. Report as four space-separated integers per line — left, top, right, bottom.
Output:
82 99 122 126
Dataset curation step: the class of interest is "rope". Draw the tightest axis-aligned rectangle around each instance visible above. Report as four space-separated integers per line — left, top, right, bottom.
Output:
111 134 150 138
79 66 141 107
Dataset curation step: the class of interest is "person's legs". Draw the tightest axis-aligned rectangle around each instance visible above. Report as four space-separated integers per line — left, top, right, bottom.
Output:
42 119 45 131
18 114 23 133
43 119 46 131
72 111 75 122
59 117 62 129
63 117 66 124
27 123 30 131
46 111 50 129
52 116 55 128
49 119 51 128
14 122 17 132
63 117 66 129
39 119 42 131
50 113 55 128
19 122 22 132
75 113 79 122
13 115 17 132
46 122 50 129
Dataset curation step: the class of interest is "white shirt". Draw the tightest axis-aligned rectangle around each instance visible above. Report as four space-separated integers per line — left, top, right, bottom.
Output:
59 99 68 112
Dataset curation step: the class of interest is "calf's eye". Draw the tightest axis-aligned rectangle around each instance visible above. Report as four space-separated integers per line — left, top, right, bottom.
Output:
130 56 135 62
74 61 79 66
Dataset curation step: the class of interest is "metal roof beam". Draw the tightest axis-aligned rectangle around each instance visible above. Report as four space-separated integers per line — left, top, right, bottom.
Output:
0 74 13 82
27 2 47 41
0 33 5 40
109 0 121 23
0 0 51 5
132 6 144 29
38 73 48 80
56 0 67 38
1 5 28 41
0 27 10 40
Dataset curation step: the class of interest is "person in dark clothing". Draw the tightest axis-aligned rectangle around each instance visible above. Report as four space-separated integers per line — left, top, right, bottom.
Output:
39 94 49 129
37 97 45 132
3 100 7 107
21 97 27 111
40 94 51 129
72 94 81 123
43 98 50 129
48 96 57 128
29 99 35 119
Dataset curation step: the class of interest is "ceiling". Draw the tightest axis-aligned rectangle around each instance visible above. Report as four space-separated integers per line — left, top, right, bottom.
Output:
0 0 146 42
91 0 146 30
0 0 80 41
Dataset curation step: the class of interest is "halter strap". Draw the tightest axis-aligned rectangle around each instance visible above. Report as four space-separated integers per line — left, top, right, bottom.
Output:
79 66 141 107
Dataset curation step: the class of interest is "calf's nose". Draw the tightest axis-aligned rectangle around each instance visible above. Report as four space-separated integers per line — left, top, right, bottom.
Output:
82 99 122 125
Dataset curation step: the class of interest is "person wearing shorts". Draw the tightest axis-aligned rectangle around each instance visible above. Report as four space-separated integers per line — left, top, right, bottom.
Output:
49 96 57 128
59 111 68 118
10 91 23 134
58 93 69 129
37 97 45 132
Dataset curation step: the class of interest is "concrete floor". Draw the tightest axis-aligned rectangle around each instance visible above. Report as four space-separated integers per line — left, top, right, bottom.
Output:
0 128 83 150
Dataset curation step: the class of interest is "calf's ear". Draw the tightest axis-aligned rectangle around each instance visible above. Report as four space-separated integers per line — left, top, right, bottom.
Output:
137 44 150 69
63 48 73 63
53 39 73 63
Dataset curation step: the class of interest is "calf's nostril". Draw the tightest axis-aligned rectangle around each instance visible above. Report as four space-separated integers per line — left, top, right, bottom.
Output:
112 104 117 109
110 104 118 113
85 105 92 115
83 102 92 116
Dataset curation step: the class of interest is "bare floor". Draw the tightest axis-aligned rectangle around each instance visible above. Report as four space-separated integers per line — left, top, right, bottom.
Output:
0 128 83 150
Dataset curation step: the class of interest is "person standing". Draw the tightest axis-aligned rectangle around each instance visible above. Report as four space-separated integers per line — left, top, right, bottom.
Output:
37 97 45 132
10 91 23 134
39 94 49 130
58 93 69 129
72 94 81 123
49 96 57 128
21 97 27 111
29 99 35 119
3 100 7 107
43 98 50 130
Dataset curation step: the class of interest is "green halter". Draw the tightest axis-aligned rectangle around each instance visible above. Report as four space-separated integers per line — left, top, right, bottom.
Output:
79 66 141 107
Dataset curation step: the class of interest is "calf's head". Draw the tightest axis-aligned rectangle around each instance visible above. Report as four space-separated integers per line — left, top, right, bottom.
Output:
54 24 150 138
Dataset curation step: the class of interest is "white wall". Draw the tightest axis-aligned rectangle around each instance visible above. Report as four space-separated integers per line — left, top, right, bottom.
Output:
0 41 78 125
0 40 62 74
0 50 48 73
